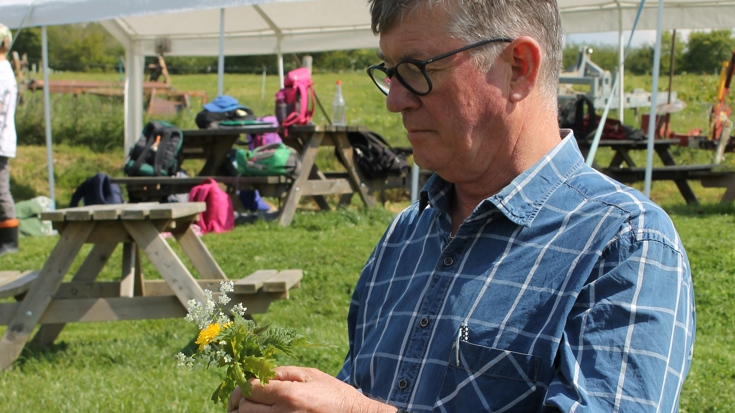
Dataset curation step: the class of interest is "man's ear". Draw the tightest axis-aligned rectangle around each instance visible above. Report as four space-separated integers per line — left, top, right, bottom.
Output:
507 36 542 104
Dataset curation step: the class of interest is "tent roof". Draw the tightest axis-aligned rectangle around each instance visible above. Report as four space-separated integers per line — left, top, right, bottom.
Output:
4 0 735 56
559 0 735 33
90 0 735 56
105 0 377 56
0 0 299 28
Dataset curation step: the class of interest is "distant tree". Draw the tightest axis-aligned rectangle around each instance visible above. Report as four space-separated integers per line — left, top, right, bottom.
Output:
6 27 42 64
562 42 619 72
611 31 688 76
45 23 124 72
625 45 655 75
163 56 218 75
311 49 379 72
658 31 687 75
681 29 735 75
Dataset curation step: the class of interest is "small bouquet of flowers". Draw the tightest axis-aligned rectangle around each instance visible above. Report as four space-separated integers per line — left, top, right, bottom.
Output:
176 281 307 406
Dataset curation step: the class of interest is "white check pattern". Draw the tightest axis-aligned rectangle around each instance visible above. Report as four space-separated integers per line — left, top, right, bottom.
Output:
337 133 695 413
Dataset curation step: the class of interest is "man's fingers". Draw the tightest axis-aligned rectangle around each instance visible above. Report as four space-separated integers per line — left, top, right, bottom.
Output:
273 365 315 382
228 386 244 412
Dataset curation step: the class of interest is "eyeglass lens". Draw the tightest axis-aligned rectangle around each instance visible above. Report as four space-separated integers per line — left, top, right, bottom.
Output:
370 62 430 95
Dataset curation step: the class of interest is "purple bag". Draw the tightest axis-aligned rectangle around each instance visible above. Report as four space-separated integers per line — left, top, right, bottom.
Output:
249 116 282 150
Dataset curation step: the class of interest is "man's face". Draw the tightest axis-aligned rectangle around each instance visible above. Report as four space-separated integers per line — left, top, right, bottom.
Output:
378 7 512 183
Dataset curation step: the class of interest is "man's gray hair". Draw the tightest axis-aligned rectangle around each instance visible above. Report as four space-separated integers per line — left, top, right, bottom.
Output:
368 0 562 107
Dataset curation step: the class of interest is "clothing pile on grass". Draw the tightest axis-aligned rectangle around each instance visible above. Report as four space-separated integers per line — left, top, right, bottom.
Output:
16 196 56 238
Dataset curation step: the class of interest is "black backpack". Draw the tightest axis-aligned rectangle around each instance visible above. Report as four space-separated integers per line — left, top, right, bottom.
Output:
124 121 184 176
195 107 256 129
345 131 410 180
558 94 597 140
69 172 124 207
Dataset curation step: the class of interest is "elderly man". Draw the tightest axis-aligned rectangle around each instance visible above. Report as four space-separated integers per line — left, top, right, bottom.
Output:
0 23 19 256
229 1 695 412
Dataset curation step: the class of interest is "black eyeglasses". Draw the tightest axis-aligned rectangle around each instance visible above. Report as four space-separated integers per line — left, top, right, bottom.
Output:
366 37 513 96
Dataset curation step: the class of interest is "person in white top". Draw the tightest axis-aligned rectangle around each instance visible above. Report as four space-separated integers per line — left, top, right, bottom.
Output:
0 23 19 256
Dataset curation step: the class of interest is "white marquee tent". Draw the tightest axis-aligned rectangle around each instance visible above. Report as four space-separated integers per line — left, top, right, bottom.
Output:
3 0 735 202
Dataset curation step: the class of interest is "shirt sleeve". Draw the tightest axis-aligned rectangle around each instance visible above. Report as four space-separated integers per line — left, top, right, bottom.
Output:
544 226 696 412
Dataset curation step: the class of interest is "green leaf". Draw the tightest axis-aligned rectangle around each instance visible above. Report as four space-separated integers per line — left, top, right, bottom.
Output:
239 355 277 385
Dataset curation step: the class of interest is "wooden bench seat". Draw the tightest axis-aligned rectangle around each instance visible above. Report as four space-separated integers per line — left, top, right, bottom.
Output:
0 269 302 325
111 175 293 202
0 270 40 300
600 164 735 183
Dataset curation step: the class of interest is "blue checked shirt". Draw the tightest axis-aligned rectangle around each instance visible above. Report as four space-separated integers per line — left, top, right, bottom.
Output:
337 133 695 412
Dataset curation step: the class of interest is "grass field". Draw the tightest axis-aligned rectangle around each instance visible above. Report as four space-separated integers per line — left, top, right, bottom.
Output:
1 71 734 412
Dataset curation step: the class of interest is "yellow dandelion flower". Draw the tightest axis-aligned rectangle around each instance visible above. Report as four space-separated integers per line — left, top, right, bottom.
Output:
196 323 221 352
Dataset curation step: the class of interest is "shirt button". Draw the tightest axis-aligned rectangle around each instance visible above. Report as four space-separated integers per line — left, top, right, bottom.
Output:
398 379 408 389
443 257 454 266
419 317 429 327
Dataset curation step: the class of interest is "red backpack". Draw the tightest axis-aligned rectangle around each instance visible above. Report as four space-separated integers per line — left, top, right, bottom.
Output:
275 67 315 132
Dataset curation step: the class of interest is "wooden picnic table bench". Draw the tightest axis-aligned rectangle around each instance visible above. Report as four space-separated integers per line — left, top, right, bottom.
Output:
113 125 395 226
0 202 302 371
577 138 735 204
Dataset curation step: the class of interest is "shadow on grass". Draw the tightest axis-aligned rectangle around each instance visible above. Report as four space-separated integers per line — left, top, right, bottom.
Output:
15 341 69 367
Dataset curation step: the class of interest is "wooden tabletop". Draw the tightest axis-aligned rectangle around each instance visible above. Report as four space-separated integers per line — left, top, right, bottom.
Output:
41 202 206 222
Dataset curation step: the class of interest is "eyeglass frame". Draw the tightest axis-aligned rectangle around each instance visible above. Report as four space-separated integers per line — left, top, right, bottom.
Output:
366 37 514 96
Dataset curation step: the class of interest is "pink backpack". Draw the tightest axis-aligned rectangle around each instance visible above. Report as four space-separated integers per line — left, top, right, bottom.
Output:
248 116 282 150
188 179 234 234
275 67 315 131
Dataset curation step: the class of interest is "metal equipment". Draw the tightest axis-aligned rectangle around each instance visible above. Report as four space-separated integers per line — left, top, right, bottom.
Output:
558 46 679 110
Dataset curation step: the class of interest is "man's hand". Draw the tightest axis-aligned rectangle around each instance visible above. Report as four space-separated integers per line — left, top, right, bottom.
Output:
227 366 397 413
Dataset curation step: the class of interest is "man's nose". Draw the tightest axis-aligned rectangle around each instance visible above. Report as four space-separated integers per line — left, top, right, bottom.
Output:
385 80 420 113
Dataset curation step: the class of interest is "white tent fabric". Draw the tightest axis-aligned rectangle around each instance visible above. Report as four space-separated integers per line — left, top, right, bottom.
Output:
559 0 735 33
0 0 302 28
102 0 376 58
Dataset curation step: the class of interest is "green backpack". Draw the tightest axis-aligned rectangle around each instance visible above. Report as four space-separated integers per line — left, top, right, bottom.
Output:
236 143 301 178
124 121 184 176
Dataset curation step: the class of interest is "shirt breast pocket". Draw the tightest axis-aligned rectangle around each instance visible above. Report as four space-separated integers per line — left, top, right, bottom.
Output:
434 341 543 412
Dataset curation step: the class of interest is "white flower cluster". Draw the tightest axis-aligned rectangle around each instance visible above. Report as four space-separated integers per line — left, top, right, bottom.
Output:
184 281 244 329
175 352 196 369
177 281 249 370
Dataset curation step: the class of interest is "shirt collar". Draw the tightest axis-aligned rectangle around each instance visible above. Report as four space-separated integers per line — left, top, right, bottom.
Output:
419 131 583 227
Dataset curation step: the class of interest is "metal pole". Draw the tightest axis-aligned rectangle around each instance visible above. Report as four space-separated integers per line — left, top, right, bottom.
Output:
277 42 284 89
644 0 665 198
261 66 266 100
617 2 625 123
41 26 55 206
217 8 225 97
411 163 419 202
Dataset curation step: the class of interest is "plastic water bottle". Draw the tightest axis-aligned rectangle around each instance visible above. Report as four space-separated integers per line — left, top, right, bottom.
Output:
332 80 346 126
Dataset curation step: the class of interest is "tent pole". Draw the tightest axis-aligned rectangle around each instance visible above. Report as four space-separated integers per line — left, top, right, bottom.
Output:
124 42 144 157
586 0 646 167
411 163 419 202
277 38 284 89
644 0 665 198
617 3 625 123
217 8 225 97
41 26 55 207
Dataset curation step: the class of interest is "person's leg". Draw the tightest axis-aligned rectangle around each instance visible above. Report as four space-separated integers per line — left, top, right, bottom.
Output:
0 156 19 256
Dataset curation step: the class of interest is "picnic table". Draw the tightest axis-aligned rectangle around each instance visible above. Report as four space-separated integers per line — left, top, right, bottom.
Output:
0 202 302 371
112 124 399 226
577 138 735 204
